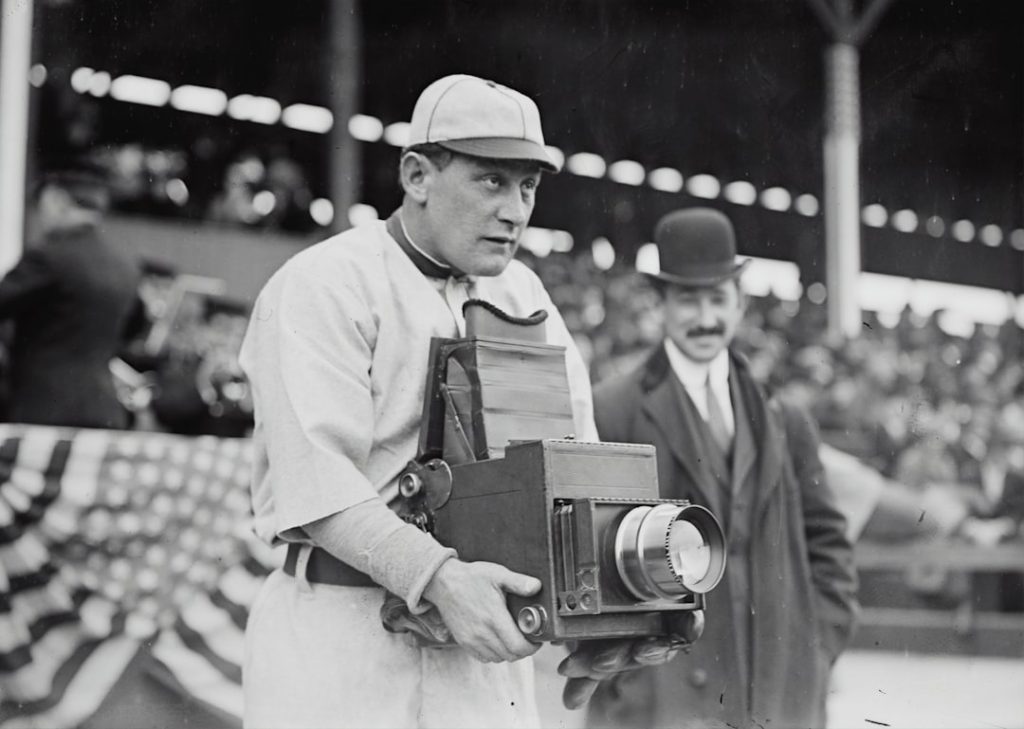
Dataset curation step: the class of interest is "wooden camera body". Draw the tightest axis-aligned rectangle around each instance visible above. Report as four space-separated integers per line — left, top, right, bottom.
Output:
399 305 725 642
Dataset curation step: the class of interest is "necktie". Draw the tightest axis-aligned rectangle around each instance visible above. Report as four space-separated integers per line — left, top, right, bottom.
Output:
705 376 732 454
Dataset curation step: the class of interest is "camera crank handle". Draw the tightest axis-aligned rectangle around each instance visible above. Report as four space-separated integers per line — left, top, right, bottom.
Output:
665 609 705 649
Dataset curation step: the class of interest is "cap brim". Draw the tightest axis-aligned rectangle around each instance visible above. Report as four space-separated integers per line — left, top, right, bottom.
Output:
438 138 561 173
645 258 751 288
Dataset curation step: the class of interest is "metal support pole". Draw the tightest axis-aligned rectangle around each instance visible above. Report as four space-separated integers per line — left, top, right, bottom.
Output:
0 0 35 274
328 0 362 234
823 42 862 339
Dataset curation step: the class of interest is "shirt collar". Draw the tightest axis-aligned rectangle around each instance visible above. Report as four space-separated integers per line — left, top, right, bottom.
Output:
386 209 467 280
663 338 730 391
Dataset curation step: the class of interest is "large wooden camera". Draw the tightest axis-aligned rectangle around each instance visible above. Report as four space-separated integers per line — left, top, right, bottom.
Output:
399 302 725 642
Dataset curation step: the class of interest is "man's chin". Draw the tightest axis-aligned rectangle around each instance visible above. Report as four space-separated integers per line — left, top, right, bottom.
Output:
464 252 515 277
679 340 725 362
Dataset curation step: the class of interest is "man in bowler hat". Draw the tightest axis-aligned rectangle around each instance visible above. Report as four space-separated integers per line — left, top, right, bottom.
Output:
587 207 859 728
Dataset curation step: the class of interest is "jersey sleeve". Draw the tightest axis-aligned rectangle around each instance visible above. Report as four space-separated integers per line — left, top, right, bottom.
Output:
240 264 382 540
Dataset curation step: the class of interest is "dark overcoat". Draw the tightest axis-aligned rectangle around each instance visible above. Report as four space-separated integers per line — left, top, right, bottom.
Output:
0 226 141 429
589 345 859 729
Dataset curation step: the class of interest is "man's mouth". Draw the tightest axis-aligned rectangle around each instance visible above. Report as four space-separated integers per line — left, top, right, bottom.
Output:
482 236 515 246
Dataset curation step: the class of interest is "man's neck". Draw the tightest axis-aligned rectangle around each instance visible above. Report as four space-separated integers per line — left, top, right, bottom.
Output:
399 202 450 269
387 207 460 280
399 214 450 272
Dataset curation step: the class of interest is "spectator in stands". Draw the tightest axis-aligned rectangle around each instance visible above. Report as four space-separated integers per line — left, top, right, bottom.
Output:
148 295 253 437
0 159 142 429
238 74 675 729
585 208 858 729
206 152 264 226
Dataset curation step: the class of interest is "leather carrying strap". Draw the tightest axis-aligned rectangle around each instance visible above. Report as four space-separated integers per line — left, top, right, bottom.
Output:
283 543 378 588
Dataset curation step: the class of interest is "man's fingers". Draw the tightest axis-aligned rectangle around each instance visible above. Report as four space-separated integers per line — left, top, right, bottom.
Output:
590 641 634 673
631 637 678 666
492 614 542 661
558 640 633 678
557 652 595 678
468 644 503 664
562 677 601 710
423 559 543 663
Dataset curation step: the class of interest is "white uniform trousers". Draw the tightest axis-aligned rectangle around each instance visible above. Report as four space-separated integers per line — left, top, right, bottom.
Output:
244 569 541 729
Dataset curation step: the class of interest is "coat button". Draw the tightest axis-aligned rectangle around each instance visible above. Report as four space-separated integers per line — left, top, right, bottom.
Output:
689 668 708 688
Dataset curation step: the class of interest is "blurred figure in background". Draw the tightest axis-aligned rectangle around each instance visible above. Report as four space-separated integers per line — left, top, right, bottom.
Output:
0 159 142 429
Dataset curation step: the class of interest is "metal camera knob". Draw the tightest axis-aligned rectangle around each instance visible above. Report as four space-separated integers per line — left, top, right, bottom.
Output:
516 605 547 636
399 472 423 498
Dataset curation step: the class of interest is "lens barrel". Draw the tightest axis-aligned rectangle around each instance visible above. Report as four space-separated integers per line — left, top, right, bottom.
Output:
613 503 726 602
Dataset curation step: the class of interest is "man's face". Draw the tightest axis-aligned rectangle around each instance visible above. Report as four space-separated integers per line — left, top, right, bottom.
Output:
419 155 541 276
662 278 746 363
35 183 108 235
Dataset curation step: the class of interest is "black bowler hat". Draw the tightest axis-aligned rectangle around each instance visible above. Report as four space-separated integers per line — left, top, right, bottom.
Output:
647 207 750 287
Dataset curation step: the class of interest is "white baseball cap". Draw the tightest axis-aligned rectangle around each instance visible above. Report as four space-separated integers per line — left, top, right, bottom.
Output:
407 74 561 173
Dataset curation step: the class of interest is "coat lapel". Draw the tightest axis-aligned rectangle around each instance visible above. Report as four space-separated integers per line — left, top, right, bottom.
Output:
640 347 720 511
729 361 757 493
728 354 785 518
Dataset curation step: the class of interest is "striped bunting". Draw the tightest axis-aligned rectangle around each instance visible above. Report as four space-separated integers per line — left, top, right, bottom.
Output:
0 424 269 729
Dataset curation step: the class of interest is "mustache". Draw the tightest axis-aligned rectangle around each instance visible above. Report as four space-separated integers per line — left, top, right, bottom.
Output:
688 326 725 338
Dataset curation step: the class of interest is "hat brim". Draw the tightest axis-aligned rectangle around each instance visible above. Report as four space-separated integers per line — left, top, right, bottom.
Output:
437 138 561 173
645 258 751 288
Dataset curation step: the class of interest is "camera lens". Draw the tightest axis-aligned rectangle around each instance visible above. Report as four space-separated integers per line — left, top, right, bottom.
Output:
667 519 711 586
613 503 725 602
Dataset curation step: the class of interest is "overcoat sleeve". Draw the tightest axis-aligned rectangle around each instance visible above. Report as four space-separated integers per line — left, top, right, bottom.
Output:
779 400 860 663
0 249 55 318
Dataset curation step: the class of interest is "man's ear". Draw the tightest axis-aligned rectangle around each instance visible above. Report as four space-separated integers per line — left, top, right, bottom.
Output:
400 152 433 204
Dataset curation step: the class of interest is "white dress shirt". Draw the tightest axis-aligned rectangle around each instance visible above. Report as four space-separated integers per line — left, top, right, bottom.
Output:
664 338 735 439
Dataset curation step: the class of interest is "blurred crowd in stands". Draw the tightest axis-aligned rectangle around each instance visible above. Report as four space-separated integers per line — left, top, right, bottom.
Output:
34 102 1024 526
524 251 1023 484
526 252 1024 545
1 227 1022 547
86 142 321 232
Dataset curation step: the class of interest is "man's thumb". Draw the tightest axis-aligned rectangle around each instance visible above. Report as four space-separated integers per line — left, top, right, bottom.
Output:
497 567 541 596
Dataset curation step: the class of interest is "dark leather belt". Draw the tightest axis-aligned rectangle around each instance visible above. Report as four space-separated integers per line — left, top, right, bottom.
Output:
283 543 378 588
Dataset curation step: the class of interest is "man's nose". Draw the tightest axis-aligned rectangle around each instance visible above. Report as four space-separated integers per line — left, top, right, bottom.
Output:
497 191 529 227
697 298 717 326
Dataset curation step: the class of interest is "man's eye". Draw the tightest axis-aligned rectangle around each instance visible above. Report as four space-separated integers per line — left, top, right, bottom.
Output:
482 176 502 189
522 178 539 192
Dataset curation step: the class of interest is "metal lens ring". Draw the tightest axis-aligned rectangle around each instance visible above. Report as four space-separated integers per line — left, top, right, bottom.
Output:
667 505 726 594
614 504 726 601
